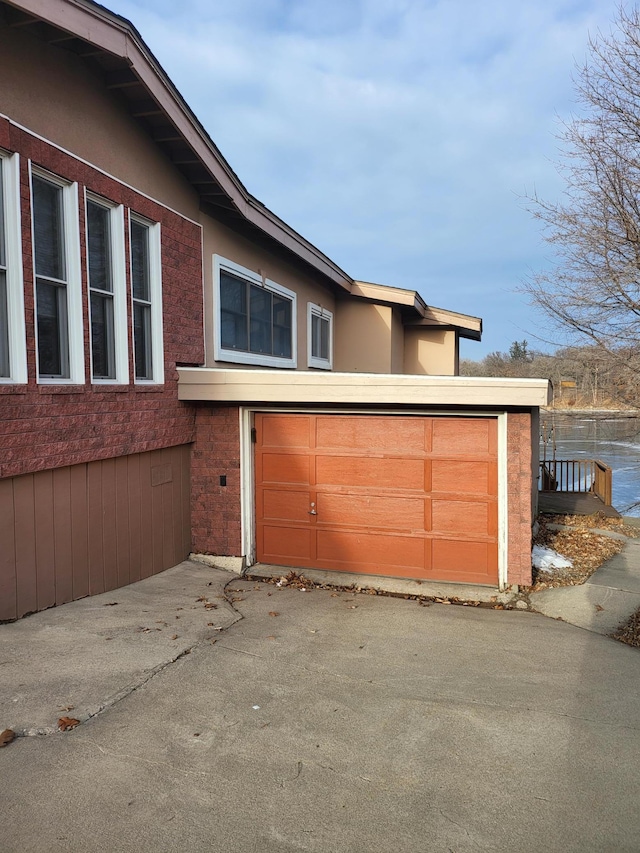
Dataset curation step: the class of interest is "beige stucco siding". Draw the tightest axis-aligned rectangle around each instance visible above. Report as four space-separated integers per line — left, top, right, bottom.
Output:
333 302 397 373
201 213 337 369
404 327 458 375
0 27 200 218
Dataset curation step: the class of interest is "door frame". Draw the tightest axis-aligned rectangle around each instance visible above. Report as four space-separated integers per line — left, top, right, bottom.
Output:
240 407 509 590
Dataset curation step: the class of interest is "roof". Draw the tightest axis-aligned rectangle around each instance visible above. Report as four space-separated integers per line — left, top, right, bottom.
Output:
1 0 482 339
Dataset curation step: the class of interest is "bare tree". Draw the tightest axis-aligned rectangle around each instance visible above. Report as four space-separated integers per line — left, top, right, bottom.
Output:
524 5 640 401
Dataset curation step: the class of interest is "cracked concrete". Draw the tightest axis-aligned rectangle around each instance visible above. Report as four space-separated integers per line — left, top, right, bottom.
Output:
2 567 640 852
0 560 241 735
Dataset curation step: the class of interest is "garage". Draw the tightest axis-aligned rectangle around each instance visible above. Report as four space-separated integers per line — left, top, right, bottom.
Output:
254 413 499 585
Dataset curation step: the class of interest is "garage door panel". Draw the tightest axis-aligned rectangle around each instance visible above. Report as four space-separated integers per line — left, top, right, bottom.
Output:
318 493 425 530
261 415 311 449
315 416 426 454
262 525 313 562
432 418 495 455
317 530 424 571
316 456 424 490
261 489 311 522
432 540 496 577
431 460 494 495
432 499 493 536
261 453 310 485
255 413 499 586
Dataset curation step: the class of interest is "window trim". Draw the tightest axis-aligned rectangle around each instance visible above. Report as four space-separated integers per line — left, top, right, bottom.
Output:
129 212 163 385
213 255 297 369
85 192 128 384
307 302 333 370
30 165 83 384
0 151 26 384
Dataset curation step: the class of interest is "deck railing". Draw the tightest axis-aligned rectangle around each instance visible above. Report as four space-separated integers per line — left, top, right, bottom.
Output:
539 459 613 506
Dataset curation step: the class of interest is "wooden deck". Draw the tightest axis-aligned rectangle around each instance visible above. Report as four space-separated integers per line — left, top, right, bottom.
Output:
538 492 621 518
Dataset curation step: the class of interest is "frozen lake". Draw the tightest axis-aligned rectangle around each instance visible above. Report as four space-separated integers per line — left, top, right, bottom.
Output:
540 412 640 516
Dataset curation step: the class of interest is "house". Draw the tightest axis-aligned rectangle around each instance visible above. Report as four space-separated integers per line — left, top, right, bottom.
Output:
0 0 549 621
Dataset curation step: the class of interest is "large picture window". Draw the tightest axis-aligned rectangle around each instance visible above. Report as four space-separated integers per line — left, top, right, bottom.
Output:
31 170 82 383
214 256 296 368
86 196 127 383
130 214 163 383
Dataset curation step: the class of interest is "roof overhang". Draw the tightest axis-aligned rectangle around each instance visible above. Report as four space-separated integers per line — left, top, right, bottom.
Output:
0 0 352 290
351 281 482 340
178 368 551 407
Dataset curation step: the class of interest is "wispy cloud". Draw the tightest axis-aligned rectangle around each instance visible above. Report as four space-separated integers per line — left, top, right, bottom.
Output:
108 0 616 355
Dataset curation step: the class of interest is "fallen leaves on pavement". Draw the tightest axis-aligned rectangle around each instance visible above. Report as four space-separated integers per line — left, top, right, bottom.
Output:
611 608 640 648
58 717 80 731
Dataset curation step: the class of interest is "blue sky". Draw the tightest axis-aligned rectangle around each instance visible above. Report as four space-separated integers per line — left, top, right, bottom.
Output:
105 0 619 358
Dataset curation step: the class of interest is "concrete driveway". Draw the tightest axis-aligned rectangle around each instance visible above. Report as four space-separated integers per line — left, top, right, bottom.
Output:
2 566 640 852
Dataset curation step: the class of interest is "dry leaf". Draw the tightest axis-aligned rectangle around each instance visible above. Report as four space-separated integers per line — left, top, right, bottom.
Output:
0 729 15 747
268 611 279 617
58 717 80 731
171 634 179 640
595 604 605 612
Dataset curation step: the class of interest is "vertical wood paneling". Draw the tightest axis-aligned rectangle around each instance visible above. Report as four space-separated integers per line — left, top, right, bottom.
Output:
161 448 175 569
34 471 56 612
138 451 153 579
87 461 105 596
70 464 89 601
127 453 142 585
180 444 192 558
2 445 192 619
150 449 164 576
53 467 73 605
115 455 131 589
0 478 17 621
14 475 38 617
101 457 118 592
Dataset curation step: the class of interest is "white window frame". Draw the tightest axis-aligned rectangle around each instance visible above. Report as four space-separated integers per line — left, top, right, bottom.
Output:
213 255 297 369
30 165 83 384
129 213 163 385
85 193 128 384
0 151 26 384
307 302 333 370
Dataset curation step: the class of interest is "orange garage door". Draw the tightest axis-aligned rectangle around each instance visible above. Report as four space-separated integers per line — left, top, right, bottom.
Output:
255 413 499 585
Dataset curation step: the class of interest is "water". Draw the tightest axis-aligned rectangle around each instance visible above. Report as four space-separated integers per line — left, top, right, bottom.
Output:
540 412 640 516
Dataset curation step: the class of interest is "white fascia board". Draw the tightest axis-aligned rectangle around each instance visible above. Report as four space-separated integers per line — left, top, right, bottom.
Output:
178 367 551 407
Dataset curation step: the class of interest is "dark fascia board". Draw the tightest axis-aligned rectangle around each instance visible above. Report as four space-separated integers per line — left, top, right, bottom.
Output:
3 0 353 290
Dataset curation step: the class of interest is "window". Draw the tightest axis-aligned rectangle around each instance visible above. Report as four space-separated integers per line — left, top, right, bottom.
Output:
0 152 26 383
214 255 297 368
31 169 82 382
86 196 127 382
130 214 163 383
307 303 333 370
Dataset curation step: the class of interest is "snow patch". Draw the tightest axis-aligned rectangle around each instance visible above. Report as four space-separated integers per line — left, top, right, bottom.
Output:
532 545 573 572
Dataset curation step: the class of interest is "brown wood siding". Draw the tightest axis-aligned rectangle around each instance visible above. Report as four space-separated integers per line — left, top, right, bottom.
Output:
0 445 192 621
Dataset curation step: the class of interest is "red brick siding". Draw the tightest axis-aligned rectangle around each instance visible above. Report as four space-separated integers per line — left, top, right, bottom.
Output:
507 411 534 586
0 119 204 479
191 405 242 556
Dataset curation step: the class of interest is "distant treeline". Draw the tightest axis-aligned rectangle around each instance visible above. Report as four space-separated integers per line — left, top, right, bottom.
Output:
460 341 638 408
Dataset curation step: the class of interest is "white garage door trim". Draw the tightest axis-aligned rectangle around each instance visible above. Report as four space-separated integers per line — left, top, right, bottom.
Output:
240 407 509 590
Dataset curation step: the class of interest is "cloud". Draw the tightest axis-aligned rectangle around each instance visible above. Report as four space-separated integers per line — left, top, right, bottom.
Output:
108 0 617 356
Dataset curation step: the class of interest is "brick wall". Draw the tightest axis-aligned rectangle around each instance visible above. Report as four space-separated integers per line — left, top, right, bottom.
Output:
0 119 204 479
507 411 534 586
191 405 242 556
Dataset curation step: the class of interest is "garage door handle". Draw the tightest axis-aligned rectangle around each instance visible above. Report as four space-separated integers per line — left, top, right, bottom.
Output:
308 502 317 516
